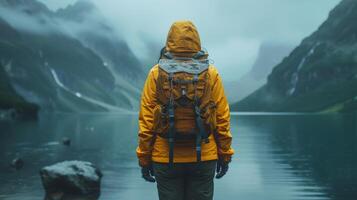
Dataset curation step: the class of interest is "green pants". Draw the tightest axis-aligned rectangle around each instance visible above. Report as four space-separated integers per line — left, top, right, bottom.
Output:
153 160 217 200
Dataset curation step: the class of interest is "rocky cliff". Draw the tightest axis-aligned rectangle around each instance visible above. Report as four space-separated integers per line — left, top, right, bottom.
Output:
0 0 144 114
233 0 357 112
225 42 293 102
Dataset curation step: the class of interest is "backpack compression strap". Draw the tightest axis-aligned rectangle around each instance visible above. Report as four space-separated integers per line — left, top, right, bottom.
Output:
193 73 202 162
192 73 210 162
167 72 176 167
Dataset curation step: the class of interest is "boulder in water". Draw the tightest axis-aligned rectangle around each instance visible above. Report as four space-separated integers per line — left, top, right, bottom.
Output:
0 109 18 120
11 158 24 170
40 161 102 200
62 137 71 146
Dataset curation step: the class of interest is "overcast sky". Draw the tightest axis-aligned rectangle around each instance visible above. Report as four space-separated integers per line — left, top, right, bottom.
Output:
40 0 341 81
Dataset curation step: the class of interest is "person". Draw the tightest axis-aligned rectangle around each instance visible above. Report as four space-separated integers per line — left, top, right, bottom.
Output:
136 20 234 200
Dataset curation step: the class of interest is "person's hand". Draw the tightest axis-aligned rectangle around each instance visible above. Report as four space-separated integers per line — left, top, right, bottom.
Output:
141 164 156 183
216 159 229 179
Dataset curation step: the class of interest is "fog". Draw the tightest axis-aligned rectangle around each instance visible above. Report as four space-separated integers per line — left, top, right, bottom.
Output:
0 7 56 34
40 0 341 81
0 3 118 47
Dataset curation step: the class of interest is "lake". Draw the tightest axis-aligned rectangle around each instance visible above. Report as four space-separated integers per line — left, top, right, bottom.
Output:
0 113 356 200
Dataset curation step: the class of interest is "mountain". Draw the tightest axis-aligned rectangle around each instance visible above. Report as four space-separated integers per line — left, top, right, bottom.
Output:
0 0 144 114
1 0 52 15
225 42 293 102
56 1 145 82
232 0 357 113
55 0 144 109
0 60 38 118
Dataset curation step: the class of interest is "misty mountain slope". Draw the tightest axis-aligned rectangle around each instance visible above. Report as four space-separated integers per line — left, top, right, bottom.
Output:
1 0 52 15
232 0 357 113
56 0 145 85
0 16 112 112
0 0 143 112
225 42 293 102
0 60 38 117
55 0 143 108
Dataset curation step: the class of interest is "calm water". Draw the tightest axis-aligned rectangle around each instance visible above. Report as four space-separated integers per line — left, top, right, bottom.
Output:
0 113 356 200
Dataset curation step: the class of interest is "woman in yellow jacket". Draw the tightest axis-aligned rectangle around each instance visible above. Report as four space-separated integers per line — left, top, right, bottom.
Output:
137 20 234 200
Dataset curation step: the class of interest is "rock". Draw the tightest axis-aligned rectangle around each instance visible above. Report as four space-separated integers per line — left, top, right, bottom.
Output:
62 137 71 146
11 158 24 170
40 161 102 200
0 109 18 120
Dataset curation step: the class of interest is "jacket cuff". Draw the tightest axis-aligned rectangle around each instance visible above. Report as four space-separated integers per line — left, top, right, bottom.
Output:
138 157 152 167
218 154 232 163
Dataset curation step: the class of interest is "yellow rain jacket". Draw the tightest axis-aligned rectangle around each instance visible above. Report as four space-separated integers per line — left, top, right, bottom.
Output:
136 21 234 167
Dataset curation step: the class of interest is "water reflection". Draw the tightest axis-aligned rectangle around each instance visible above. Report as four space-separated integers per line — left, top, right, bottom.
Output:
232 114 357 200
0 113 356 200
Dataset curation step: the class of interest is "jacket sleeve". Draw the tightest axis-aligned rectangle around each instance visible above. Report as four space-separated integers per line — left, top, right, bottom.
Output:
210 66 235 162
136 66 158 167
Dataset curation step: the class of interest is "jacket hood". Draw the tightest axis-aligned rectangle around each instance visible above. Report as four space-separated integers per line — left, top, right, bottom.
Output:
165 21 201 54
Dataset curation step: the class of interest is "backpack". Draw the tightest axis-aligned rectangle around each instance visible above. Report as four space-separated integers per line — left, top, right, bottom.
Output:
152 49 218 165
